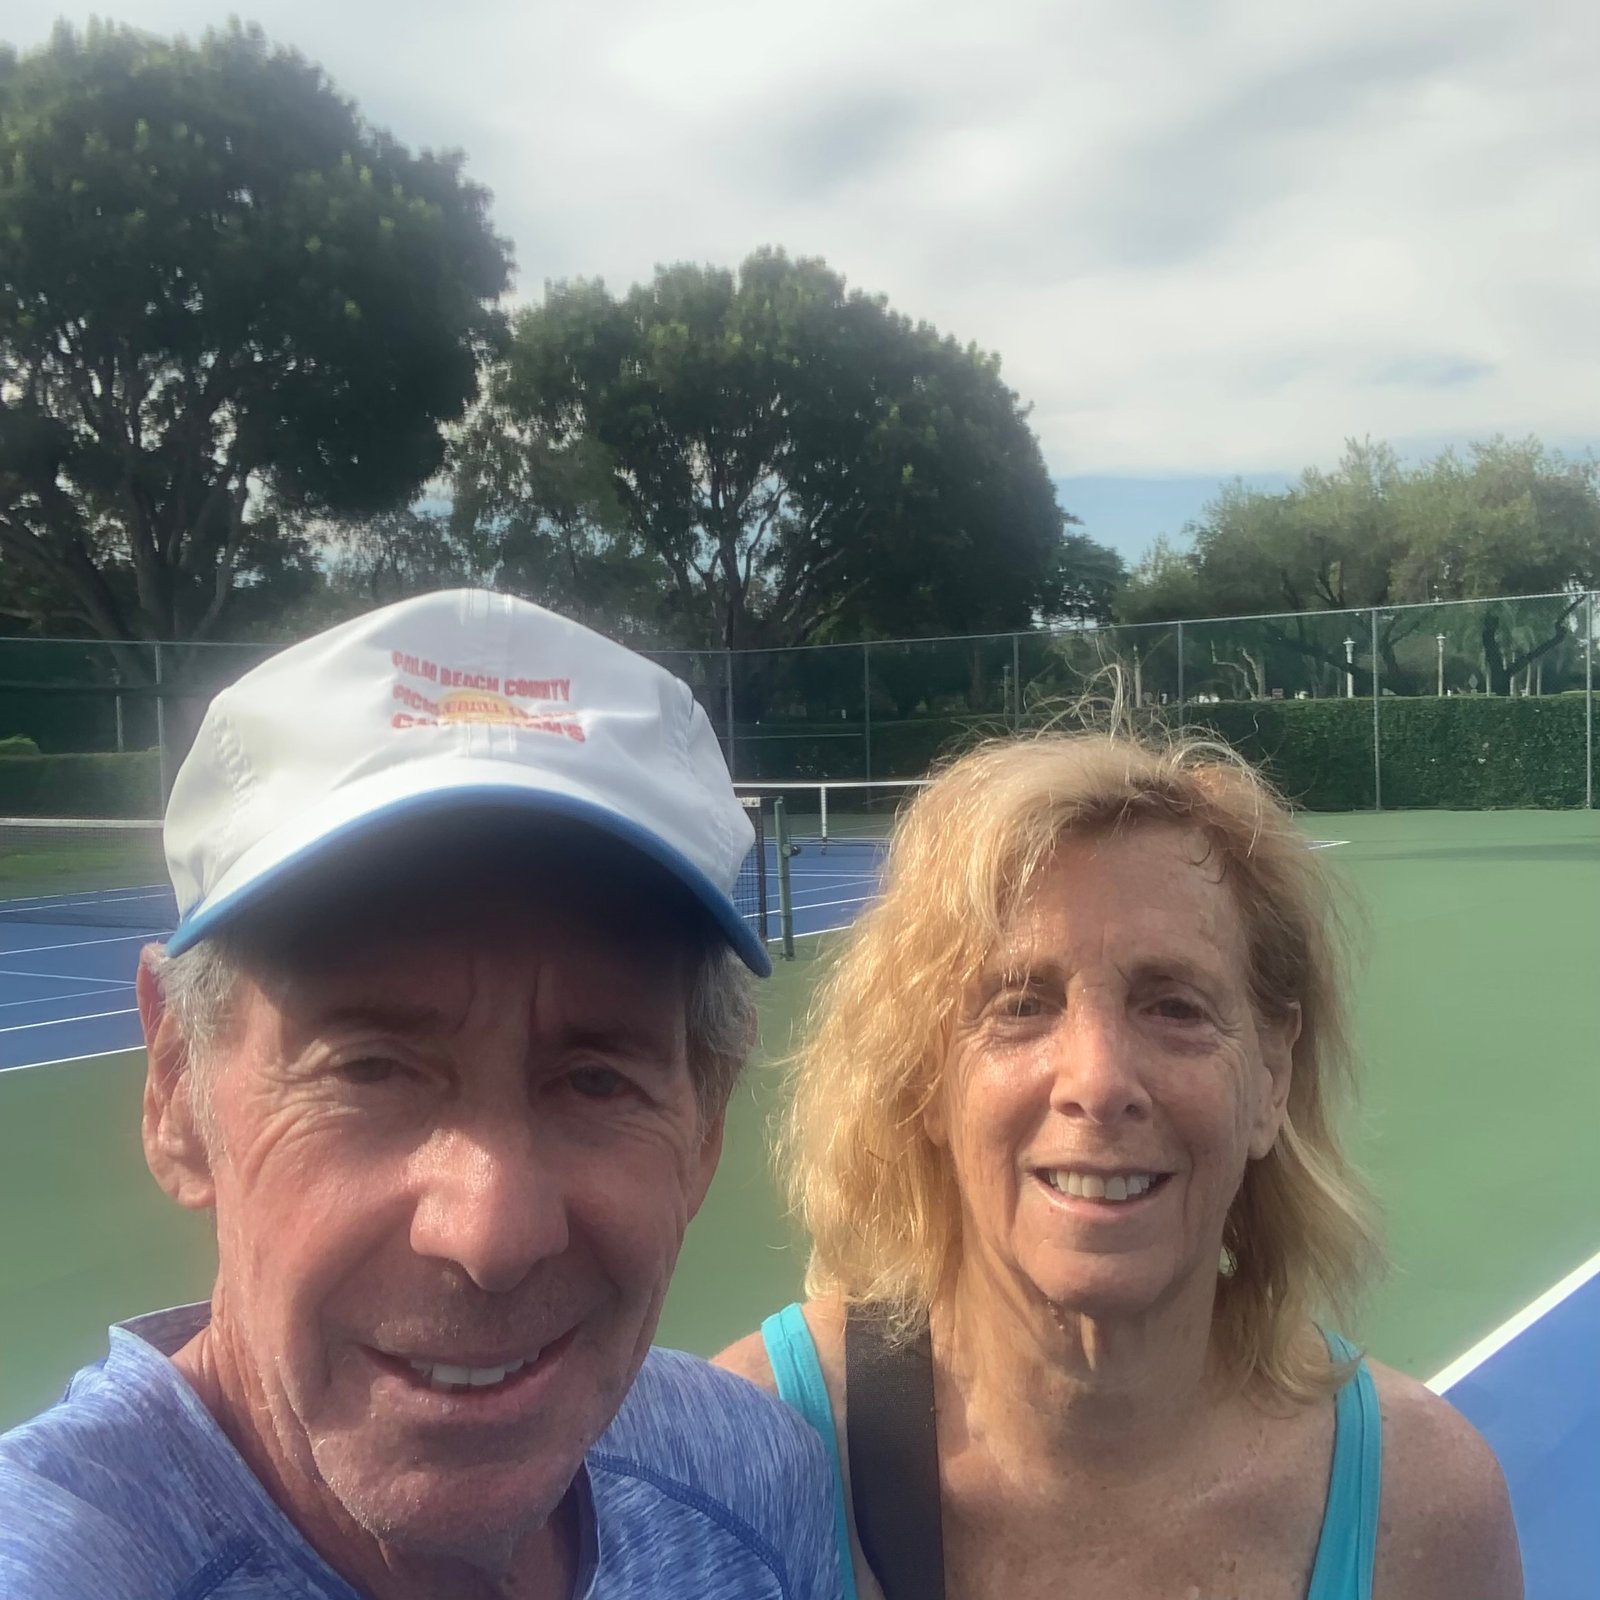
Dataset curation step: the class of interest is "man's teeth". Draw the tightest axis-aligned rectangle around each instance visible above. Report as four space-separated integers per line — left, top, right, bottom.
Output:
1046 1170 1157 1202
406 1357 528 1391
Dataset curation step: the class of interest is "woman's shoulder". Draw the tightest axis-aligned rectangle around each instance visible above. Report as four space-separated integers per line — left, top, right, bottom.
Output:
1363 1358 1522 1599
713 1298 848 1400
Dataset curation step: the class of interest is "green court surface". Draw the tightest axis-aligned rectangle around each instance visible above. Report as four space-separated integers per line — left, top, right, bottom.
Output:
2 807 1597 1431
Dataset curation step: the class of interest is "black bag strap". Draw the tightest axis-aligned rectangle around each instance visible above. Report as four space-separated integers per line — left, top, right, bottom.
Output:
844 1304 946 1600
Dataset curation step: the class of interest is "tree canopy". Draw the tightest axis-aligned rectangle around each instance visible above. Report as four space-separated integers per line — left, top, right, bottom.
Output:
454 250 1109 652
1118 439 1600 694
0 20 510 656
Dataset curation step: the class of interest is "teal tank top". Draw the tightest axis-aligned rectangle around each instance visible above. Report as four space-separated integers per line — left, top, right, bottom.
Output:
761 1303 1382 1600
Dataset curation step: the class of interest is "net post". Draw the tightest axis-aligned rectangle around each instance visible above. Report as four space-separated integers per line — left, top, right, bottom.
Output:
820 784 829 852
1176 620 1185 708
862 643 872 782
774 798 795 960
1586 589 1594 810
723 649 737 779
1370 608 1382 811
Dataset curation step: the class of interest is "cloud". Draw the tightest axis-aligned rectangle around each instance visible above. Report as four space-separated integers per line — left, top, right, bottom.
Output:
10 0 1600 477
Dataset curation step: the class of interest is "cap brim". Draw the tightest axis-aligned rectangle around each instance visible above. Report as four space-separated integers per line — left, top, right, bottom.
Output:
165 778 772 977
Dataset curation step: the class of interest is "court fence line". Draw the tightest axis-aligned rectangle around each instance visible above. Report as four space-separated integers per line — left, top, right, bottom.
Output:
1 589 1596 812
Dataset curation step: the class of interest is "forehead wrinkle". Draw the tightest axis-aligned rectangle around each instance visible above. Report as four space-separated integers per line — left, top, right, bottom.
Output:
996 830 1248 983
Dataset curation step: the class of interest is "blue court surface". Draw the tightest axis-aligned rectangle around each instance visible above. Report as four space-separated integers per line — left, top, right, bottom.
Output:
1 833 1596 1596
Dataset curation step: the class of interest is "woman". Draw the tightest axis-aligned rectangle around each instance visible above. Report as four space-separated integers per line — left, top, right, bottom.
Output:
718 731 1520 1600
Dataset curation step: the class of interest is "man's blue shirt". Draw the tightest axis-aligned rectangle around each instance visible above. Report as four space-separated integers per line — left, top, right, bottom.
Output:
0 1305 841 1599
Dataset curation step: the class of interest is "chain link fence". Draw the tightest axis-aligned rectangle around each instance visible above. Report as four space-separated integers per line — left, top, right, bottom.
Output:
1 590 1593 814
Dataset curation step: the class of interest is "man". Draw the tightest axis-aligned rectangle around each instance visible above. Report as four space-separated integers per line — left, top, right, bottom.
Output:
0 591 840 1600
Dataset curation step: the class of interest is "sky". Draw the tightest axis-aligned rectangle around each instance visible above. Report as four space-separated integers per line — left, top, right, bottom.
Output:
6 0 1598 563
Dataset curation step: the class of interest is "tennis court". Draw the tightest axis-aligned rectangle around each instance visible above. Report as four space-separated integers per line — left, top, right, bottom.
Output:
1 803 1596 1596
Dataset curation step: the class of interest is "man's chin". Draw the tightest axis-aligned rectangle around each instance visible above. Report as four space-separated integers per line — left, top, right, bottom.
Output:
318 1450 578 1568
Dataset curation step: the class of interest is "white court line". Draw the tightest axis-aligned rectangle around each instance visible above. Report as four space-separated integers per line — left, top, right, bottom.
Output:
0 885 170 915
0 1045 144 1076
788 882 878 909
788 893 878 918
0 966 131 992
0 930 162 957
0 982 135 1014
791 921 857 941
1427 1245 1600 1394
1308 840 1349 851
0 1005 138 1035
0 964 130 987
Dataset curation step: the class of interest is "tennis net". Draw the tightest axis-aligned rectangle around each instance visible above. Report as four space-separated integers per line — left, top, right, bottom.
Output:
0 817 175 930
735 796 769 942
0 807 773 943
732 779 928 853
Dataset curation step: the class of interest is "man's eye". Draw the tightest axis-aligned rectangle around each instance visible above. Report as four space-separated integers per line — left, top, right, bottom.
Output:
567 1065 629 1100
1149 996 1203 1022
338 1057 403 1085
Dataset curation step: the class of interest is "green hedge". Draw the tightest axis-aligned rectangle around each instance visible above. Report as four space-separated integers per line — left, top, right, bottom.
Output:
1182 695 1591 810
738 695 1594 810
0 751 162 818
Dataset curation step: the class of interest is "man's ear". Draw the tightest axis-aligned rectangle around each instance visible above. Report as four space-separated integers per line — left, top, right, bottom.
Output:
137 949 217 1210
687 1109 726 1221
1249 1000 1300 1161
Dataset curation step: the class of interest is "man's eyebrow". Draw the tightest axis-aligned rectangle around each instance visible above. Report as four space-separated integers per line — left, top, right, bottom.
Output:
553 1021 681 1065
305 998 456 1033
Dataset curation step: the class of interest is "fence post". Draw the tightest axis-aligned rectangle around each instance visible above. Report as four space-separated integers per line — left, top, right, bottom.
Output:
1587 590 1595 810
862 642 872 781
774 798 795 960
154 641 170 806
723 649 736 779
1370 608 1382 811
1012 632 1021 729
1176 620 1185 708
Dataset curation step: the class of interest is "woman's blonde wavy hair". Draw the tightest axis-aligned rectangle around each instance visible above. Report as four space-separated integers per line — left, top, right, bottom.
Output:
782 727 1381 1402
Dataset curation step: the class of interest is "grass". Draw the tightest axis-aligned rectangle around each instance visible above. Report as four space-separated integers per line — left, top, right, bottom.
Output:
2 808 1597 1431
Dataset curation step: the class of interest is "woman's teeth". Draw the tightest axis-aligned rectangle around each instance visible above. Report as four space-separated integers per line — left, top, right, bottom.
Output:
1045 1170 1157 1202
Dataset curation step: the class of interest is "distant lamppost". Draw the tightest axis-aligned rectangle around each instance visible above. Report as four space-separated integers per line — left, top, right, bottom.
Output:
1436 634 1447 697
1343 637 1356 699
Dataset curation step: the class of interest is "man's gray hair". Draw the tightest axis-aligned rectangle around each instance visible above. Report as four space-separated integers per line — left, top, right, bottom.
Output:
151 933 758 1121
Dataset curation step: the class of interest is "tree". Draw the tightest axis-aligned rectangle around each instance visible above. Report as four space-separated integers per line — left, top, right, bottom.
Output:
0 20 510 656
455 249 1103 652
1117 439 1600 696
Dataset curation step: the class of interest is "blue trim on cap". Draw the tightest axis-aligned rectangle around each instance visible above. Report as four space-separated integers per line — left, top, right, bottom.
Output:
165 785 773 977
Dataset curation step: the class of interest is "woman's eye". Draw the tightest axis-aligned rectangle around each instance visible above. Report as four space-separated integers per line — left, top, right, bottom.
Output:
996 990 1044 1020
567 1064 630 1100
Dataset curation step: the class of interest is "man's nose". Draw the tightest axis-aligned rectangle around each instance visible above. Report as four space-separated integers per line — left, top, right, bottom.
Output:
409 1119 569 1293
1048 998 1152 1126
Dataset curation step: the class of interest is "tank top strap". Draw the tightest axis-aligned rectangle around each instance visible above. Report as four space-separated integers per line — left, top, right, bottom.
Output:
1305 1330 1383 1600
761 1303 859 1600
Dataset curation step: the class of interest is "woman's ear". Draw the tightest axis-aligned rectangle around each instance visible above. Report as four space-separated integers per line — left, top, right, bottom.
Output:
1249 1000 1300 1161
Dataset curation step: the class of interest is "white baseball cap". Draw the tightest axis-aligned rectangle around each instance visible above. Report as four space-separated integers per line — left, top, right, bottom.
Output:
162 589 769 975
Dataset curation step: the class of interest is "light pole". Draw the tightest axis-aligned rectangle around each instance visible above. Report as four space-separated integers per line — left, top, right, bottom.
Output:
1343 637 1355 699
1436 633 1447 698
